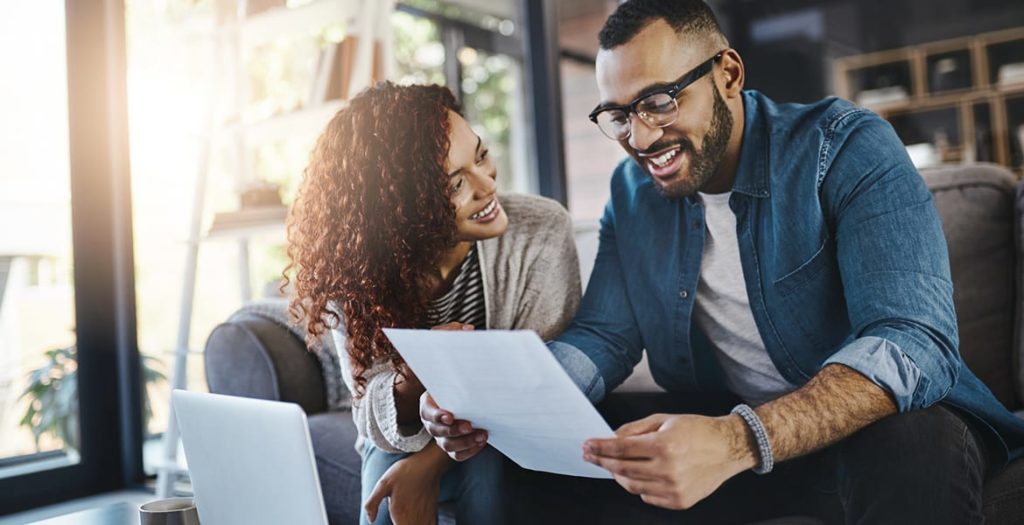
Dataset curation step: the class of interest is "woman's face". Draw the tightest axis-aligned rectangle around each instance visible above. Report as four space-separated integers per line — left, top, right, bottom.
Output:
445 111 509 241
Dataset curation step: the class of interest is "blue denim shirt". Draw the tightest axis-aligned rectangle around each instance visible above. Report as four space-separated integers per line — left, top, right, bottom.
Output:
551 90 1024 467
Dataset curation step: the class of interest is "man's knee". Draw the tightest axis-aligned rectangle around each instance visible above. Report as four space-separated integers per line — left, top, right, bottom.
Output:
839 404 980 470
459 445 505 485
834 404 986 523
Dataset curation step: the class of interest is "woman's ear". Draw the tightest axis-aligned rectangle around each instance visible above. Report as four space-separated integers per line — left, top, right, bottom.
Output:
720 48 745 98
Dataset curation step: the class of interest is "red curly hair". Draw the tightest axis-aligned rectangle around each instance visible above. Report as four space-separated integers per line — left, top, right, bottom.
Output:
284 82 461 398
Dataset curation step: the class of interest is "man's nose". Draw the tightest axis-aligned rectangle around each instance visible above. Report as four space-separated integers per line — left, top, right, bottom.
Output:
627 114 663 152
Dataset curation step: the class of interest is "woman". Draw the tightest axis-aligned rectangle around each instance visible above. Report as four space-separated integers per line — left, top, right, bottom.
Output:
285 82 581 525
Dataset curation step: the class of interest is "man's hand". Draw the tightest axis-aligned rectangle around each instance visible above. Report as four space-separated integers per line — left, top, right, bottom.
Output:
583 413 757 510
363 446 450 525
419 392 488 461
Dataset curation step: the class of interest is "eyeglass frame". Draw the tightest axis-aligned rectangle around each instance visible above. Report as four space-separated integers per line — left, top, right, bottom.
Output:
588 50 726 140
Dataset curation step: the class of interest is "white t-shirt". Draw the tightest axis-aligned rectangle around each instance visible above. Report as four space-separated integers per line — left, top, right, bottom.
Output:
693 191 798 406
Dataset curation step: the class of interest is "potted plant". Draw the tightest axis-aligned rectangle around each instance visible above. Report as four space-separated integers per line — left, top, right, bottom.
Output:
19 345 166 453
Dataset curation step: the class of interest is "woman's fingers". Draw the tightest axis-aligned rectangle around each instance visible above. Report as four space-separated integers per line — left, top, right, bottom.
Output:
431 322 475 331
363 477 392 523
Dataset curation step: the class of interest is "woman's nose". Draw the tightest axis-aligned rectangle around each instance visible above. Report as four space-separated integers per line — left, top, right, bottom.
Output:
471 170 496 197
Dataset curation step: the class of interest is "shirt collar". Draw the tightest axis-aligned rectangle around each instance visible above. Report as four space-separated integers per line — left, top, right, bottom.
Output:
730 90 770 199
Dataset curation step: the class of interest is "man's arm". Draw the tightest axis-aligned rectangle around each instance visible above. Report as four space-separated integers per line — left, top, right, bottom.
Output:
583 363 895 510
757 363 895 462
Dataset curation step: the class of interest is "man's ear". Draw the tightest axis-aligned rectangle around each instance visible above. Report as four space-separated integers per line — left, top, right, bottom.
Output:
720 49 745 98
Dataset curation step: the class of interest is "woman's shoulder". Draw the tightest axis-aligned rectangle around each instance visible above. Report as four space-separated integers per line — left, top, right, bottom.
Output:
499 193 572 236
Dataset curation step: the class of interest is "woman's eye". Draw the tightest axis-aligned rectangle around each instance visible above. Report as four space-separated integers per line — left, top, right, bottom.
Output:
452 177 464 192
476 149 489 164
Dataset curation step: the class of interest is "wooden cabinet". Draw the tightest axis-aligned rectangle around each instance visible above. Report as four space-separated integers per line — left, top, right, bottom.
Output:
834 27 1024 176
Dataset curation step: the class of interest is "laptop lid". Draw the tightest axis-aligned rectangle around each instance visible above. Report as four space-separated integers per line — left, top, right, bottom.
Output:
172 390 328 525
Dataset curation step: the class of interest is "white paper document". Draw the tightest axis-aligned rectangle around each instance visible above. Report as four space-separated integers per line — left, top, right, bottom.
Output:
383 328 614 479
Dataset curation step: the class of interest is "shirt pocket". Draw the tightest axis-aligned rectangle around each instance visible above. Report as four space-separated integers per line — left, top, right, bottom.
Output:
772 235 836 297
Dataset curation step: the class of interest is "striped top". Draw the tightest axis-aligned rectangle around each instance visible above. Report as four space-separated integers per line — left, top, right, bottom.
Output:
425 245 486 329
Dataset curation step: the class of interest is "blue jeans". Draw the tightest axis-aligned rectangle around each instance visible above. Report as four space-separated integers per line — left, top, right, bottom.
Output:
360 444 507 525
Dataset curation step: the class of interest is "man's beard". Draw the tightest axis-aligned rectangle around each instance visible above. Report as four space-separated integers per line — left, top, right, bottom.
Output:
651 86 733 199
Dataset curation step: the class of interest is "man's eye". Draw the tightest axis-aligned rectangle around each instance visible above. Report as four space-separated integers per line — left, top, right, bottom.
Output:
477 149 489 164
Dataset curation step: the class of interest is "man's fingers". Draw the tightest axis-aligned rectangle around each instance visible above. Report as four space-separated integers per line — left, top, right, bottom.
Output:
640 492 680 510
583 434 659 460
615 414 668 437
612 474 672 498
583 454 664 481
363 478 391 522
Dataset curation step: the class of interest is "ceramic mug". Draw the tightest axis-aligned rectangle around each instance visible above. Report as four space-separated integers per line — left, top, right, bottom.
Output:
139 497 200 525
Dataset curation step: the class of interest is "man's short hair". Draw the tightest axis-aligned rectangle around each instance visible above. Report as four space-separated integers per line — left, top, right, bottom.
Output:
598 0 726 50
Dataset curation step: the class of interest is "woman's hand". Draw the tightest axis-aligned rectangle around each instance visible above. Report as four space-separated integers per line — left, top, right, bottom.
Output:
364 446 452 524
431 322 475 331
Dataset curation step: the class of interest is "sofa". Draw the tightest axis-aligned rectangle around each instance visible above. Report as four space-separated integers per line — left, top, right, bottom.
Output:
204 163 1024 524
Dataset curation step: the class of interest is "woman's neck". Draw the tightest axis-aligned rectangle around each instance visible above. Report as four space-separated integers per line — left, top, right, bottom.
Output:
432 241 473 297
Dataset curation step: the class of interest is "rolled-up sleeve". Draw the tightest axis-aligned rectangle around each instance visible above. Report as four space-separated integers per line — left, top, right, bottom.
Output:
332 329 431 453
823 336 923 411
821 114 960 411
554 190 645 399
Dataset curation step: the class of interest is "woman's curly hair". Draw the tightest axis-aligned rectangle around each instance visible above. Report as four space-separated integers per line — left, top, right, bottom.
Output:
284 82 462 398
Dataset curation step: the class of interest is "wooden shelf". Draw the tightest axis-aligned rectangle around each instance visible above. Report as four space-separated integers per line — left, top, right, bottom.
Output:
834 26 1024 176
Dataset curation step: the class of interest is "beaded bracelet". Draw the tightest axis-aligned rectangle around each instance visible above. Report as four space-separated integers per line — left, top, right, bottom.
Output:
731 403 774 475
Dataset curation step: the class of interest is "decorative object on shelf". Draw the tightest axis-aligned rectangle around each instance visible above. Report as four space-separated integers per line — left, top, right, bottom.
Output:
906 143 940 168
998 62 1024 86
239 181 283 208
855 85 909 109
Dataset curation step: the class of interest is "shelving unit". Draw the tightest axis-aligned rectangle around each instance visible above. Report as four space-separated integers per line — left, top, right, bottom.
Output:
154 0 392 498
834 27 1024 176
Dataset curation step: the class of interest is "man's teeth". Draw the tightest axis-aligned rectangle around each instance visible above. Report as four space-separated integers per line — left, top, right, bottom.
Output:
648 148 679 168
471 200 496 220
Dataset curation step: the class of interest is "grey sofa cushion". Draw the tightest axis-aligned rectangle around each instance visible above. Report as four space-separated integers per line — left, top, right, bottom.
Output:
232 299 351 411
205 311 328 414
921 164 1020 410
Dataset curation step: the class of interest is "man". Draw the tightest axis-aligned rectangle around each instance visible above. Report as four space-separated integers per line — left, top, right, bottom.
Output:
420 1 1024 522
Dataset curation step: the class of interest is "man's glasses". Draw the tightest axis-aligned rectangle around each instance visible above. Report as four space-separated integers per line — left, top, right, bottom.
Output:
589 51 725 141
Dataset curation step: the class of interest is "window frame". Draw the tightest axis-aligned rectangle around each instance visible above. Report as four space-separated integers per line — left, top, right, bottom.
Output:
0 0 143 515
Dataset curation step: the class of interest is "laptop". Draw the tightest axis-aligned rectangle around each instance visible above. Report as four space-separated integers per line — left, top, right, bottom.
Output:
171 390 329 525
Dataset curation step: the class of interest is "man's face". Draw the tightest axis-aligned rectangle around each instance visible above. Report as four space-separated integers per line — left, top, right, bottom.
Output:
595 20 733 199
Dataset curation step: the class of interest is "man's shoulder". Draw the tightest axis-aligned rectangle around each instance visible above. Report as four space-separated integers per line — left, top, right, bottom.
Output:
749 90 877 144
749 91 898 189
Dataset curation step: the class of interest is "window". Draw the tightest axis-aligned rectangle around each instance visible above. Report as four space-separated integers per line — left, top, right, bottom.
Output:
0 0 140 514
0 2 80 478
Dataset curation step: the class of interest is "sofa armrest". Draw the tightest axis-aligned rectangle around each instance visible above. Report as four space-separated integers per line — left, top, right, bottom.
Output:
204 311 328 415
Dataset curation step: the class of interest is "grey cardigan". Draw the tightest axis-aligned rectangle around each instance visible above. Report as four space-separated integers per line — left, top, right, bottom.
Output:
332 193 582 453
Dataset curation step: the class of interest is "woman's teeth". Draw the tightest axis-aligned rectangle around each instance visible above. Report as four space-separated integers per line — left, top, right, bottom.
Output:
470 200 497 220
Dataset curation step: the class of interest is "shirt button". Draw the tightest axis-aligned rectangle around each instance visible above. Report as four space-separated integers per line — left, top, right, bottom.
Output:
679 290 689 299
